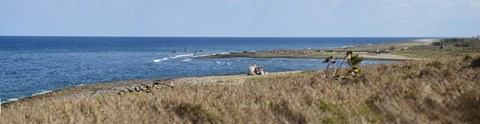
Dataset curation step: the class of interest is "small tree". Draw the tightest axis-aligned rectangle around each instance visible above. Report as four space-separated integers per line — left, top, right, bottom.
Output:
346 54 363 76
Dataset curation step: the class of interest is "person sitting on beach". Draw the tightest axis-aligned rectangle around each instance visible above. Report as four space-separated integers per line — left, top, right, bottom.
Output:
248 64 257 75
255 66 265 75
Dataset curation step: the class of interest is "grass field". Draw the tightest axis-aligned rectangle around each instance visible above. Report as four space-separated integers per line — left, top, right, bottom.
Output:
2 55 480 123
2 38 480 123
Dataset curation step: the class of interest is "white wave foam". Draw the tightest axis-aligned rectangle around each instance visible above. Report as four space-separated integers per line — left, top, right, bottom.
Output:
219 52 230 55
1 91 52 104
182 58 192 62
171 54 194 58
3 98 19 103
153 58 169 62
194 54 212 57
32 90 52 96
193 52 230 58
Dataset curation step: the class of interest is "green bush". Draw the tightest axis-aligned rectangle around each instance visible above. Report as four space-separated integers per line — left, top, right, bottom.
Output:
433 38 479 47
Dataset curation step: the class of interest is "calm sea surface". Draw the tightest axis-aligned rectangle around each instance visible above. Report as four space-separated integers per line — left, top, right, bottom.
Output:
0 37 424 102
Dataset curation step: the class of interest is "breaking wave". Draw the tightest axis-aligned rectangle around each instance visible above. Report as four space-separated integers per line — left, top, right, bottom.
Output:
32 90 52 96
171 54 194 58
153 58 169 62
182 58 192 62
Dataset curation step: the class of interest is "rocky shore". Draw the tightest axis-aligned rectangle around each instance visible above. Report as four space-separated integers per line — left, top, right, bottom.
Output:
198 39 437 60
1 71 301 106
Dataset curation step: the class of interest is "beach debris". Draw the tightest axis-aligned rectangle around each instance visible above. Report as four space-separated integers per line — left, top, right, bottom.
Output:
247 64 265 75
118 80 174 94
255 66 265 75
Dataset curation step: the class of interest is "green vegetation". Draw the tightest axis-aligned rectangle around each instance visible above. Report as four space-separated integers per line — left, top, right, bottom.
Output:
432 38 480 48
3 54 480 123
394 38 480 58
2 38 480 123
346 54 363 74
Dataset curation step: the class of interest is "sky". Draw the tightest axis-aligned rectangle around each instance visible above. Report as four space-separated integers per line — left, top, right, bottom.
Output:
0 0 479 37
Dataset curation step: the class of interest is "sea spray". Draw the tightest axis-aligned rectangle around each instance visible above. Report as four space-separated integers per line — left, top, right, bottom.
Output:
171 54 194 58
32 90 52 96
153 58 169 62
182 58 192 62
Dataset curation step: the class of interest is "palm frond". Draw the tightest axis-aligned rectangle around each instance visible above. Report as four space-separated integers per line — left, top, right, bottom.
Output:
348 54 363 66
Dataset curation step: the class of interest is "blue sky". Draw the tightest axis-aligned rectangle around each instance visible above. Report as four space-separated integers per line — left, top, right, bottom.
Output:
0 0 479 37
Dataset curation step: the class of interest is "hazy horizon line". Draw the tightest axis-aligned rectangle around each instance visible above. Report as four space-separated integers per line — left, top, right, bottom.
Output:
0 35 454 38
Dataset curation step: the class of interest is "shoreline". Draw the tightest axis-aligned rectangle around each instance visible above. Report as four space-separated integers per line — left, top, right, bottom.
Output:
1 71 308 106
196 38 438 60
0 38 438 106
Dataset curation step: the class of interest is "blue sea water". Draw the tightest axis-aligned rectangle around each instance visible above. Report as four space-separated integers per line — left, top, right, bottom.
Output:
0 37 424 103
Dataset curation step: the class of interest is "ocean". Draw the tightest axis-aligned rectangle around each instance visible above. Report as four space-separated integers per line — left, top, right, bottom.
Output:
0 37 424 103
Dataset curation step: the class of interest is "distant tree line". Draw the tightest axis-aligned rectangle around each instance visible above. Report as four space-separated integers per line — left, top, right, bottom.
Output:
432 38 480 48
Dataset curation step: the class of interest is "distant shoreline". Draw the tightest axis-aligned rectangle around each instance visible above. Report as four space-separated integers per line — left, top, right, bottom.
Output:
197 38 438 60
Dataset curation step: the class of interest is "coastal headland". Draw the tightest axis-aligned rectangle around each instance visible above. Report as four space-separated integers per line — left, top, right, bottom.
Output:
197 39 439 60
2 38 480 123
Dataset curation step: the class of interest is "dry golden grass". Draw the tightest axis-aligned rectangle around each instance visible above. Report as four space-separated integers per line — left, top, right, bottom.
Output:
2 55 480 123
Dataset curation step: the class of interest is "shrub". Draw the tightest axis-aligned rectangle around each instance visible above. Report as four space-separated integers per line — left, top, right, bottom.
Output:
389 46 396 50
470 57 480 68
